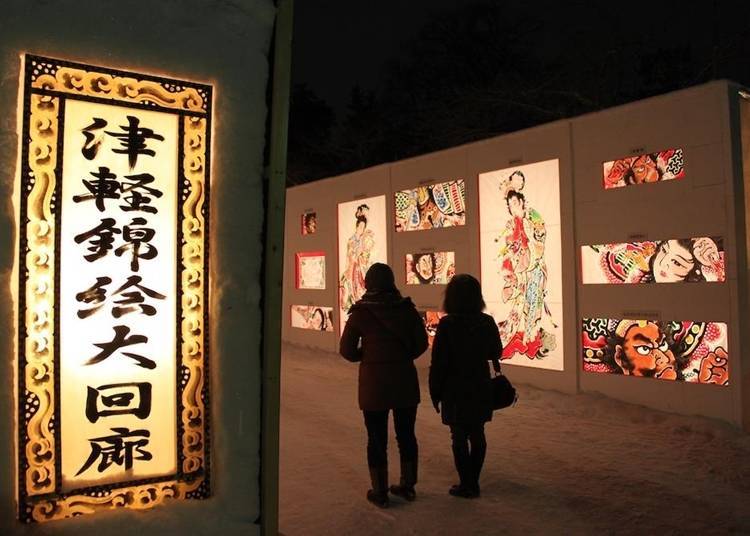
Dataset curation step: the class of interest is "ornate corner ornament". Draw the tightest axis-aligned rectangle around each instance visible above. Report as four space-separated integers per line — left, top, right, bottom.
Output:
17 55 211 523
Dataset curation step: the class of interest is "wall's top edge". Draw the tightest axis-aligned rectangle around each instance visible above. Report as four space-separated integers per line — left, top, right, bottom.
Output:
288 79 740 192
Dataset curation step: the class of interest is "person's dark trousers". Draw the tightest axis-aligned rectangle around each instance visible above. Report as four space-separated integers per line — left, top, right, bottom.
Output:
363 407 419 485
362 407 417 508
449 423 486 491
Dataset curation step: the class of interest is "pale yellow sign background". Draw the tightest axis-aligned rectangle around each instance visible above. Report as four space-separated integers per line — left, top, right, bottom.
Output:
60 100 178 491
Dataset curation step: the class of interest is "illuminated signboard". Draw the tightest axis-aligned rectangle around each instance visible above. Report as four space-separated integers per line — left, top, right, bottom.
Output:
16 55 211 523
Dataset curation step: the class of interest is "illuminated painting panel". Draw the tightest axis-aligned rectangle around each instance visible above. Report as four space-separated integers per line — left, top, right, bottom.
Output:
603 148 684 189
301 211 317 235
16 55 210 523
419 310 446 347
405 252 455 285
581 237 725 284
479 159 563 370
394 179 466 231
337 196 387 333
582 318 728 385
291 305 335 332
295 252 326 289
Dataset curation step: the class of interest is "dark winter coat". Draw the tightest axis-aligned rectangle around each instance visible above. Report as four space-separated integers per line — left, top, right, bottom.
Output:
339 290 429 411
429 312 502 426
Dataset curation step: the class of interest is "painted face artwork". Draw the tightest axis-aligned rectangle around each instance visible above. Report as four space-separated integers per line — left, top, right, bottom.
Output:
602 148 684 189
652 240 694 282
394 179 466 231
582 318 729 385
301 212 317 235
581 237 725 284
291 305 334 332
405 252 455 285
419 310 446 347
616 322 677 379
479 160 563 371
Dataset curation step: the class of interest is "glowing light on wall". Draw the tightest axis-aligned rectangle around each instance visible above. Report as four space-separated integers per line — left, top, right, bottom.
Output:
582 318 729 385
16 55 212 523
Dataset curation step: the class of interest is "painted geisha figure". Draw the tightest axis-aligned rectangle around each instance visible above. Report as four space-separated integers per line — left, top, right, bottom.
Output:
496 171 556 359
339 204 376 317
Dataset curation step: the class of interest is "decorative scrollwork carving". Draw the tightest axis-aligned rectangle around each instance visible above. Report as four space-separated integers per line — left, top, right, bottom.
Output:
32 66 205 113
23 94 58 496
181 116 207 474
31 478 204 522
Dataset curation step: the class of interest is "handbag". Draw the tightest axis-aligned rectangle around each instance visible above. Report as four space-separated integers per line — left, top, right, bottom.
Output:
490 359 517 410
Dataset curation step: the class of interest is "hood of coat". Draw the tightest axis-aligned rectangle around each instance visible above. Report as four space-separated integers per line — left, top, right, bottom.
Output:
350 291 417 330
440 312 497 334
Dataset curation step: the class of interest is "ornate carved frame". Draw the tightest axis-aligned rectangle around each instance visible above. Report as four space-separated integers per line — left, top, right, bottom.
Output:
16 55 211 523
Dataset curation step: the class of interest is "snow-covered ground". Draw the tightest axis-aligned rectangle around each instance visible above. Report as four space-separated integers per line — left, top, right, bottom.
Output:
279 343 750 535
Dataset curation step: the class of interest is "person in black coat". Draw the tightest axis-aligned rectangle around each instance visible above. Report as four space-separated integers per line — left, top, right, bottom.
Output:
340 263 429 508
429 274 502 498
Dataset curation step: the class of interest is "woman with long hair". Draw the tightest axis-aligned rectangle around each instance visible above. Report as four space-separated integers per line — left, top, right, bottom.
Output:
429 274 502 498
340 263 429 508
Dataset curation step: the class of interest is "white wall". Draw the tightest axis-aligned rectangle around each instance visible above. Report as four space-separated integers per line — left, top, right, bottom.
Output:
0 0 275 534
283 80 750 427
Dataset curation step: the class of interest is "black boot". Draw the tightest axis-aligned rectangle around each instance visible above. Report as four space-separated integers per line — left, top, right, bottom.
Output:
449 450 478 498
389 459 417 501
367 466 389 508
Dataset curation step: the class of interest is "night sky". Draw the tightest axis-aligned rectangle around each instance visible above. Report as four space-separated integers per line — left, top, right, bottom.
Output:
289 0 750 183
293 0 466 114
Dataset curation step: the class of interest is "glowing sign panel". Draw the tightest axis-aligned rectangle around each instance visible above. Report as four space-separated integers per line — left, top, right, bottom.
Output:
16 55 211 523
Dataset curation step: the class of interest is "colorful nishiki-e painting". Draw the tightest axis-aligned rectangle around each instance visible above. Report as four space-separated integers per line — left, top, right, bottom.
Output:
582 318 729 385
479 159 563 370
337 195 387 333
296 252 326 289
581 237 725 284
291 305 334 332
419 310 446 347
405 252 455 285
603 148 684 189
394 179 466 231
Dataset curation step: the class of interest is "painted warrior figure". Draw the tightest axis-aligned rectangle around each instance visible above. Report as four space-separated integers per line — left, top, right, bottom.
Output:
496 171 555 359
